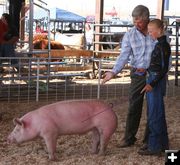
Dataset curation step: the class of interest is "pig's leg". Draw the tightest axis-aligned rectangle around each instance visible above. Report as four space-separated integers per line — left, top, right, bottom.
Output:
91 128 100 154
98 128 112 155
43 134 58 161
98 128 105 155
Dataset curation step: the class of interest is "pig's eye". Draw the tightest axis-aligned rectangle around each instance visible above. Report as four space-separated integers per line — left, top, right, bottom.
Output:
14 127 21 134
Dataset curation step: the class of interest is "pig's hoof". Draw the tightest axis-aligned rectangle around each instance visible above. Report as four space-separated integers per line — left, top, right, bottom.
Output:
49 158 57 161
98 151 105 156
49 155 57 161
91 150 98 155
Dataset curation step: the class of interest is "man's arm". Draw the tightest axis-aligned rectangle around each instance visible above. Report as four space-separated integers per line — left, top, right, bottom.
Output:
102 31 132 84
112 32 132 74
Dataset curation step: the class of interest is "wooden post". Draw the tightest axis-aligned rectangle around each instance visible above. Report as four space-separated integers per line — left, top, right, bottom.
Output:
95 0 104 51
156 0 165 20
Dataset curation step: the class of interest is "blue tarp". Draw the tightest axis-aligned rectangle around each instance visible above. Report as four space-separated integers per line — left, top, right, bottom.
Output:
34 7 85 22
55 8 85 22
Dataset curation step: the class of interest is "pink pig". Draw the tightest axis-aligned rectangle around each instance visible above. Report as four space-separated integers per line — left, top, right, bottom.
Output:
7 99 117 160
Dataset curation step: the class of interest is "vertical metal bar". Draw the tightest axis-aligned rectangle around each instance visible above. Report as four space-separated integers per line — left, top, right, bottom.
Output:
46 8 51 88
47 9 51 56
175 21 179 86
29 0 34 53
28 58 31 103
92 24 95 72
97 59 102 99
36 58 40 102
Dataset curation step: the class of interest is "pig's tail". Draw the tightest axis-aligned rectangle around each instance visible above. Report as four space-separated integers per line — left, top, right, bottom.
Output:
109 103 113 109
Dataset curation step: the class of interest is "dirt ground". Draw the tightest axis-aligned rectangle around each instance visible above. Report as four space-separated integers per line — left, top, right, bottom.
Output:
0 96 180 165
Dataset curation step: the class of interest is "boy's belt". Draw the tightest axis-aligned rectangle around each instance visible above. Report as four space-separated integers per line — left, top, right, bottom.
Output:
132 68 147 76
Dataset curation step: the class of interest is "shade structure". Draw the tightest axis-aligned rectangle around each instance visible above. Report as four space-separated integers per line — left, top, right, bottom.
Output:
34 7 85 23
55 8 85 22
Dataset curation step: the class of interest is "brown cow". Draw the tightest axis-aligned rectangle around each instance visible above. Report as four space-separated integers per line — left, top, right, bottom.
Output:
33 34 64 50
33 39 64 50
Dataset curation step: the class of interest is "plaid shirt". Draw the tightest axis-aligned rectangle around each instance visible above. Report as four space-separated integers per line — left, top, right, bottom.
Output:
112 26 156 74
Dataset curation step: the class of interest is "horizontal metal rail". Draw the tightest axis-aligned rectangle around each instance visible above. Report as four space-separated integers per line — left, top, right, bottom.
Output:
0 73 88 81
93 41 119 45
93 50 119 54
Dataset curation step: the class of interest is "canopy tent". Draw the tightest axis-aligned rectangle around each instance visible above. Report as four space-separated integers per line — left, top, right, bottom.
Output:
33 7 86 34
34 7 85 23
53 8 85 22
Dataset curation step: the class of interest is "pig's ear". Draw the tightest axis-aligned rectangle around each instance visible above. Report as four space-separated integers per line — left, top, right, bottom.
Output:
13 118 24 127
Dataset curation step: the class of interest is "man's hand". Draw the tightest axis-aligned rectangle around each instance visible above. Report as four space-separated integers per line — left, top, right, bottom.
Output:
141 84 153 93
101 71 115 84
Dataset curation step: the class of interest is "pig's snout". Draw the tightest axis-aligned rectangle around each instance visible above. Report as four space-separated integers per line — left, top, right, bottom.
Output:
7 136 12 144
7 137 11 144
6 139 12 144
7 135 15 144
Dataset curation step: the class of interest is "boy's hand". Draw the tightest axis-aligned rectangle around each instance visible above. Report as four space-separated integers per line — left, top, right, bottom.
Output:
141 84 153 93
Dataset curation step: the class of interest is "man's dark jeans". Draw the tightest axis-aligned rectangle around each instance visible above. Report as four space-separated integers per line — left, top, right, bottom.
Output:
124 69 146 144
